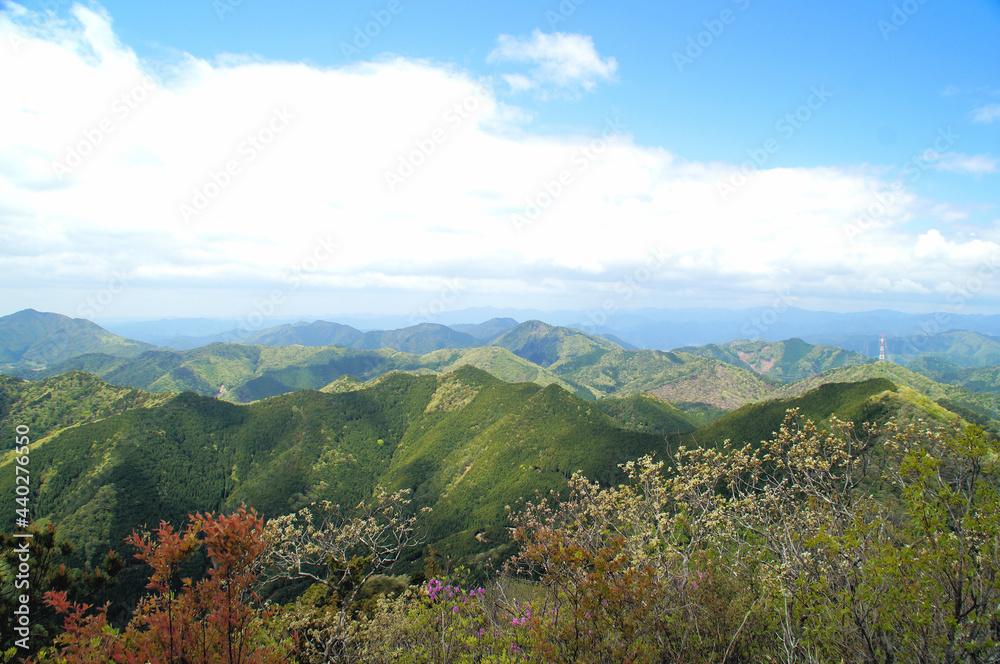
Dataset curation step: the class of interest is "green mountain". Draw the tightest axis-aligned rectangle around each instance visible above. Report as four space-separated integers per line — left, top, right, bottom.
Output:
561 349 778 407
0 371 171 448
449 317 519 341
775 363 1000 432
682 378 900 448
0 309 153 371
17 339 774 430
675 337 870 382
0 367 671 581
944 365 1000 395
4 359 992 615
810 330 1000 368
383 346 593 400
905 355 964 381
22 344 595 404
352 323 480 354
236 320 364 347
489 320 622 372
907 357 1000 395
897 330 1000 368
593 393 701 437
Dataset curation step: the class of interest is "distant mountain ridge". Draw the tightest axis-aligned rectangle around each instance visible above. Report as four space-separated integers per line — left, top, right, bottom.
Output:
675 337 871 382
0 309 153 371
134 318 519 352
4 310 999 433
803 330 1000 368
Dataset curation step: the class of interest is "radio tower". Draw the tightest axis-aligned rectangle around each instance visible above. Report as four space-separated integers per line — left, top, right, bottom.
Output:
878 335 886 363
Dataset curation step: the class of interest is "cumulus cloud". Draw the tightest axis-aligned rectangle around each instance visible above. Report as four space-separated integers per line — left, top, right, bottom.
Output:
487 30 617 95
0 5 998 319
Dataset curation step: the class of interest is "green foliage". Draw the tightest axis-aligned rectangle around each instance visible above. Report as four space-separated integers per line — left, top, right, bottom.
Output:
0 522 122 658
0 371 170 450
0 367 673 609
779 362 1000 418
676 337 871 383
593 393 699 436
681 377 898 448
340 413 1000 663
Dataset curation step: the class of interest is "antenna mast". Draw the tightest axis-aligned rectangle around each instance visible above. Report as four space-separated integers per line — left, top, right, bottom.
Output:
878 335 886 363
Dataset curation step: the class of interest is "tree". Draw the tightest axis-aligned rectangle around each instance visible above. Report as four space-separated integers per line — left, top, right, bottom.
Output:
1 522 122 661
261 488 429 663
881 423 1000 663
505 410 1000 663
39 506 288 663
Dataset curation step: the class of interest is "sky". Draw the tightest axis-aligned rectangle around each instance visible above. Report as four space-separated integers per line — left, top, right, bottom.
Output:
1 0 999 329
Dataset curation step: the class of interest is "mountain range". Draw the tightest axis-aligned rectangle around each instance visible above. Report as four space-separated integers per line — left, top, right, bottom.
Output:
2 306 999 611
3 309 998 420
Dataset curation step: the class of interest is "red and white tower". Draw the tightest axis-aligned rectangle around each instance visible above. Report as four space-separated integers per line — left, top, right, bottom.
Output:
878 335 886 363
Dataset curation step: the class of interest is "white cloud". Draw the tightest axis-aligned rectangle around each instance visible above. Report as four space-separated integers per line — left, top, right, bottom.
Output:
1 6 998 319
487 30 617 95
931 152 999 175
972 103 1000 124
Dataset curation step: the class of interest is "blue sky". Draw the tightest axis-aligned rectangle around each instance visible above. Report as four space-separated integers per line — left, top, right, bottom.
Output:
1 0 999 326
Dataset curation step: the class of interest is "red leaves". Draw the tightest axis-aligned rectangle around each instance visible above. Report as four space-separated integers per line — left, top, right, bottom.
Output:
43 505 288 663
42 590 74 615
